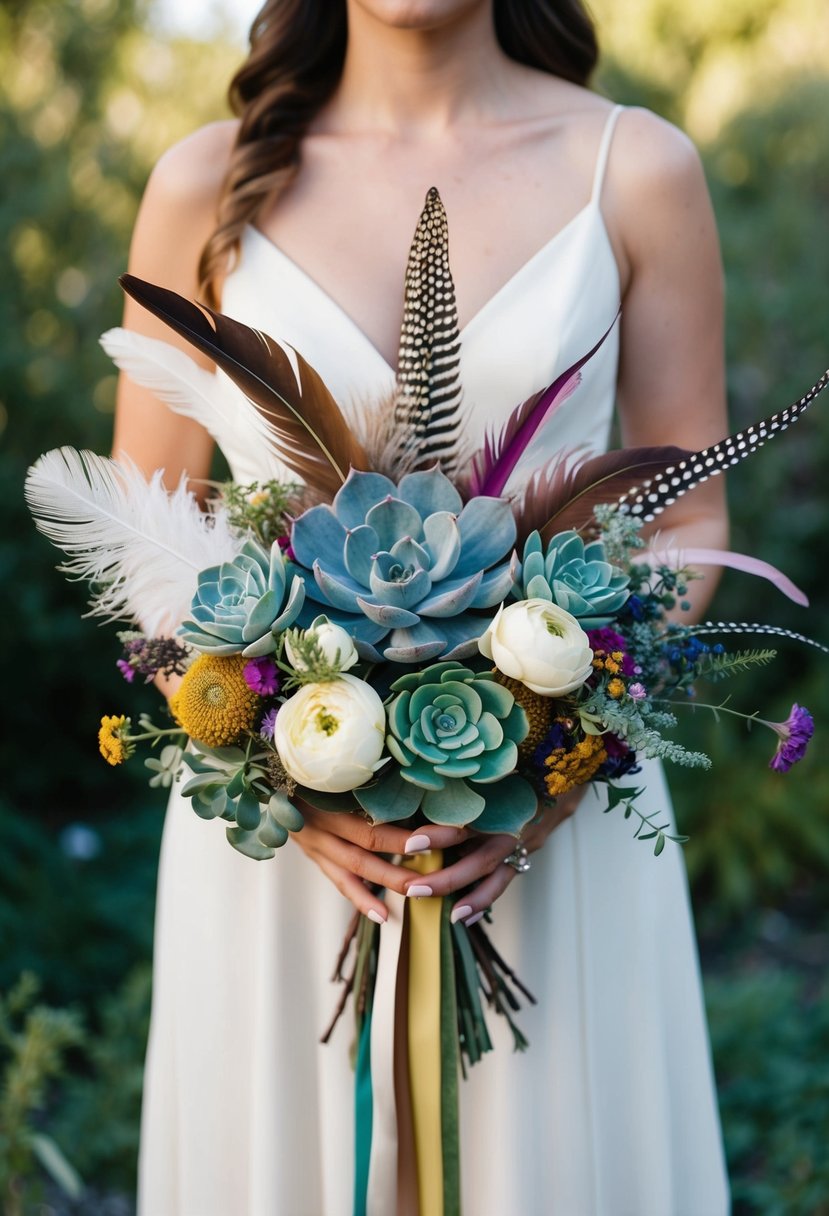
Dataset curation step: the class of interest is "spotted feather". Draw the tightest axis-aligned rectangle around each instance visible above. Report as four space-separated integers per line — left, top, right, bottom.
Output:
393 187 464 474
617 369 829 521
690 622 828 655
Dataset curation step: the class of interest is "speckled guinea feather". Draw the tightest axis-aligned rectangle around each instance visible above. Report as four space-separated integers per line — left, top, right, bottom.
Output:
616 368 829 521
393 187 465 475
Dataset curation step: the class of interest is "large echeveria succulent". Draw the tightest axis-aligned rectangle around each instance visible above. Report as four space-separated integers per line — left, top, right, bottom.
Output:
289 468 516 662
511 529 630 629
178 538 305 657
354 661 538 834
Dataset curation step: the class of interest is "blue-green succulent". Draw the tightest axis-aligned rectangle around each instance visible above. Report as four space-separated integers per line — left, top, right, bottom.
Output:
512 529 630 628
289 467 516 663
179 538 305 657
354 661 538 834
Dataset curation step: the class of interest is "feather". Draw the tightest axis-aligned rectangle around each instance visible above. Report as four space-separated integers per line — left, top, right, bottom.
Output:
617 367 829 522
465 312 619 498
393 187 465 474
517 366 829 543
119 274 369 497
691 621 829 655
644 547 809 605
515 444 690 542
100 327 275 459
24 447 244 635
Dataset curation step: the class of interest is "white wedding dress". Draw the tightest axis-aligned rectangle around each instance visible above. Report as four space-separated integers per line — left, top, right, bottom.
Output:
138 106 730 1216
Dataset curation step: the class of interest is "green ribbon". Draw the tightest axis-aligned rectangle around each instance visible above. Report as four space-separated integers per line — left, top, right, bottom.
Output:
353 1009 373 1216
440 901 461 1216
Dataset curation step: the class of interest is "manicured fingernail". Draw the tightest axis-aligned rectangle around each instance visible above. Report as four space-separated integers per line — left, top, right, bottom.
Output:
366 909 386 925
406 884 433 898
450 904 473 925
464 911 485 927
404 834 431 854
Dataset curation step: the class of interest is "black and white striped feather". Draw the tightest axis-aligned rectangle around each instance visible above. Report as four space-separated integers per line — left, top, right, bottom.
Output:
616 369 829 521
393 187 465 474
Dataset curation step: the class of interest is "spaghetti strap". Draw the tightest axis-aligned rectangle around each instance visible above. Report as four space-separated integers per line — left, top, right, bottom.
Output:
590 104 625 206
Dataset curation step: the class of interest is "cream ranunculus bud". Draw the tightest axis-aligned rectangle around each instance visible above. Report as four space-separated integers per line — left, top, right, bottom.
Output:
284 615 359 674
478 598 594 697
274 674 386 793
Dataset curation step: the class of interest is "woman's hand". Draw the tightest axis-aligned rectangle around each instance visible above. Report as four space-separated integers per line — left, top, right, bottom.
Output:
404 787 585 925
290 803 469 924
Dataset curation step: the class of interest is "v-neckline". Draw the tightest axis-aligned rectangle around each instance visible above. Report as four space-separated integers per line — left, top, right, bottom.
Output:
245 200 600 376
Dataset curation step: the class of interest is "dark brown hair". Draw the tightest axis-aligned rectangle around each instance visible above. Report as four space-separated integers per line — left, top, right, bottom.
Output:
199 0 599 305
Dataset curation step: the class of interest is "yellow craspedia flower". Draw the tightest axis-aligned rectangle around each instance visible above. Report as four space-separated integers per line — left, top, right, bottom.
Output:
99 714 131 766
170 653 259 747
492 671 552 760
544 733 607 798
607 678 626 699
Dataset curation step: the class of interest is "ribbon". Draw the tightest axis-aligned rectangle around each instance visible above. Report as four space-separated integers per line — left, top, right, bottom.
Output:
359 850 462 1216
406 850 445 1216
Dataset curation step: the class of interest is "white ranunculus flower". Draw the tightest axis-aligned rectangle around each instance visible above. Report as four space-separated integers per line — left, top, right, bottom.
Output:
285 615 359 673
478 598 594 697
274 674 386 793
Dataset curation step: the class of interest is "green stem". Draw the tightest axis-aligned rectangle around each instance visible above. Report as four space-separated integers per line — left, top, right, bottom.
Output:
652 697 762 726
126 727 186 744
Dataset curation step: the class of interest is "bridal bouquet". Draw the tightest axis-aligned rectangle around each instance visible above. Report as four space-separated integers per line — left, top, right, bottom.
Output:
26 188 826 1214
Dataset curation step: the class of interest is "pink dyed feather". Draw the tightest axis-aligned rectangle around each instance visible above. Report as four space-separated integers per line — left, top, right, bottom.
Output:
645 547 809 606
466 311 620 498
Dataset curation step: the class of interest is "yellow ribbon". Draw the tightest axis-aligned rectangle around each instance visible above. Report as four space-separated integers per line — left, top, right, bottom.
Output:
406 849 445 1216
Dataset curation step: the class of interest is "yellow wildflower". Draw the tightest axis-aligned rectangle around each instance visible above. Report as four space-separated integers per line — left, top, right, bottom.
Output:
170 653 259 747
607 678 626 699
543 733 607 798
98 714 131 766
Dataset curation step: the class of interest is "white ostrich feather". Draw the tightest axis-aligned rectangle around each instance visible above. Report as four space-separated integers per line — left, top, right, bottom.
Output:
25 447 244 635
100 327 276 459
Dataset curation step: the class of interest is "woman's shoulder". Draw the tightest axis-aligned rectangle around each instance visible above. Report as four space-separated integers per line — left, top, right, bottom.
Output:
142 119 240 217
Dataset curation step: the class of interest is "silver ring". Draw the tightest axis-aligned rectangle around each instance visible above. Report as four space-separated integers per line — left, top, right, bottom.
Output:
503 843 531 874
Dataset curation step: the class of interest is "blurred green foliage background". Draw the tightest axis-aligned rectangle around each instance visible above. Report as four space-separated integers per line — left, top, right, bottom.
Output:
1 0 827 1210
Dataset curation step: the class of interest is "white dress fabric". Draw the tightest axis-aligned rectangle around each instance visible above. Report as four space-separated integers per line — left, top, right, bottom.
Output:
138 106 730 1216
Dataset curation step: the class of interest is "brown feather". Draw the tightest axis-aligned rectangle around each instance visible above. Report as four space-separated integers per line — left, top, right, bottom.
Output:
515 444 691 543
120 274 369 498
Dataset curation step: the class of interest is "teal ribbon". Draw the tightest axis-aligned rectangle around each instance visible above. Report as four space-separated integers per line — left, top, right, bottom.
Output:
353 1010 373 1216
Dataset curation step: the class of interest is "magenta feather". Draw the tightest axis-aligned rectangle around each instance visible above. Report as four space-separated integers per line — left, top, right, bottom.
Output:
465 311 619 498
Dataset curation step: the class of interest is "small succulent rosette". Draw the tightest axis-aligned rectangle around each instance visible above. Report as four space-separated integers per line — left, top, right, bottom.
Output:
353 660 539 836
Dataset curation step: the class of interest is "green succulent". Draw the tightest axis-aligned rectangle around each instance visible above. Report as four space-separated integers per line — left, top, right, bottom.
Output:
180 740 304 860
512 529 630 628
178 538 305 658
355 660 537 834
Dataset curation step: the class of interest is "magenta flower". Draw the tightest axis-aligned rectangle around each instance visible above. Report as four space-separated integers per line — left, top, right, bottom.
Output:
277 535 296 562
116 659 136 683
628 682 647 702
260 706 279 741
767 703 814 773
243 657 280 696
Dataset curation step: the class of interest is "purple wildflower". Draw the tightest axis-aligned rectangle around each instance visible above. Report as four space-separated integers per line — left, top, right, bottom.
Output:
598 733 641 779
116 658 136 683
587 627 637 676
244 657 280 696
259 706 279 741
277 535 296 562
628 682 647 702
768 703 814 773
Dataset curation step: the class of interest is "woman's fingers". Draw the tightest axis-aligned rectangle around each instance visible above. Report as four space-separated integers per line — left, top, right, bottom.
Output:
405 833 516 899
449 858 516 924
300 806 470 856
298 821 414 896
312 850 389 924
